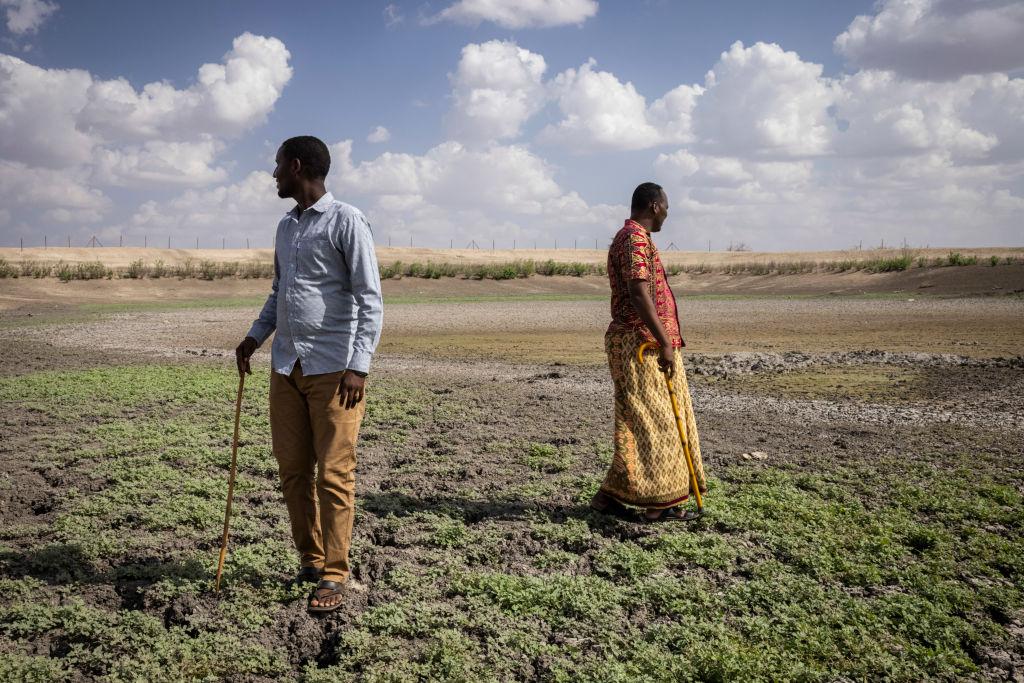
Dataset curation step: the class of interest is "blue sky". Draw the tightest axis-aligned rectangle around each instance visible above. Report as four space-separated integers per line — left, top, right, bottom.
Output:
1 0 1021 250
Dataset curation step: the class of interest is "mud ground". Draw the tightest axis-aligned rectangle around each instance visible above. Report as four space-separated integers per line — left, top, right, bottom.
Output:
0 279 1022 681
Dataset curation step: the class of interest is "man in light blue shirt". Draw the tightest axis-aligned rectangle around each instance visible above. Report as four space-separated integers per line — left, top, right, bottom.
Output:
236 136 382 613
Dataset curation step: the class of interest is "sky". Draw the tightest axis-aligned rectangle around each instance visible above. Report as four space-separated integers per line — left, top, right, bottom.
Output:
0 0 1022 251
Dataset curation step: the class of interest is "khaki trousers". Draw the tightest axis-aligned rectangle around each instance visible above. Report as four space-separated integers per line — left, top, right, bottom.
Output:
269 361 365 583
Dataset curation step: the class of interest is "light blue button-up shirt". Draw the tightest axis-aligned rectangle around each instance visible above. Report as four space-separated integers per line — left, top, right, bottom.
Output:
246 192 383 376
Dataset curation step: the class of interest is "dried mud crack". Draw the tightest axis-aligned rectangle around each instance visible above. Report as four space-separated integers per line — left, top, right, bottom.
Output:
1 295 1022 681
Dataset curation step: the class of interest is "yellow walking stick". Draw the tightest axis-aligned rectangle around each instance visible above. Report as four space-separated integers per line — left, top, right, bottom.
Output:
636 341 704 517
215 373 245 591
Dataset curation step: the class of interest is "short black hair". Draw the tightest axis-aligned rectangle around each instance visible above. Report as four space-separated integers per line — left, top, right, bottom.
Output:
631 182 664 213
280 136 331 179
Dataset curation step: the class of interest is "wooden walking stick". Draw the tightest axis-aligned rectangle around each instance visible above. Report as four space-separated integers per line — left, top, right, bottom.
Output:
637 341 704 517
215 373 245 591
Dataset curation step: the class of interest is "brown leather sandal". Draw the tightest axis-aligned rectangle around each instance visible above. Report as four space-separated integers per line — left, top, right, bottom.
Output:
308 580 344 613
642 506 702 523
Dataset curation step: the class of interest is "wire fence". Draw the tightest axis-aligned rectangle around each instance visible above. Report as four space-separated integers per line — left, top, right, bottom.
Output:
10 235 701 251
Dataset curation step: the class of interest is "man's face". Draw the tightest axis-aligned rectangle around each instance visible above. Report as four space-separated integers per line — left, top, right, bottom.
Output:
651 190 669 232
273 147 298 199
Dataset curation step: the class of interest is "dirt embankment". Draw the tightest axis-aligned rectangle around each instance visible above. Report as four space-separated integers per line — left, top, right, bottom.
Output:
3 245 1023 268
0 264 1021 314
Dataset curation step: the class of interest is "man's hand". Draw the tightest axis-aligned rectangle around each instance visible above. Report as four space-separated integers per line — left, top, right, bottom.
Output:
339 371 365 410
658 345 675 378
235 337 258 377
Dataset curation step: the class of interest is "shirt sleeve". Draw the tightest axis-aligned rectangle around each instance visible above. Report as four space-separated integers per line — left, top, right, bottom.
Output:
335 211 383 374
628 230 652 281
246 246 280 346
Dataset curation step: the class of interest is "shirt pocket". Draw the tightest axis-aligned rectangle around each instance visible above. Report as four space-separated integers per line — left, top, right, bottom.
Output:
295 235 337 279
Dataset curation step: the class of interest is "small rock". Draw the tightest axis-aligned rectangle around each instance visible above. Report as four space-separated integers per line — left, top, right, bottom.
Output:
741 453 752 460
750 451 768 460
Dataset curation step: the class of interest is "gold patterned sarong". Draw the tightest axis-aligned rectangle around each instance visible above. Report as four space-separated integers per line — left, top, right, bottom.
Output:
601 330 707 508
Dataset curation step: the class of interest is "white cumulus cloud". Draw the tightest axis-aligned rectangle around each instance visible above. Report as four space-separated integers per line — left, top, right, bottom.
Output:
448 40 547 143
0 32 290 241
120 170 284 245
835 0 1024 81
92 139 229 187
367 126 391 143
1 0 57 35
693 41 835 158
77 32 292 141
541 59 662 151
327 139 622 245
433 0 597 29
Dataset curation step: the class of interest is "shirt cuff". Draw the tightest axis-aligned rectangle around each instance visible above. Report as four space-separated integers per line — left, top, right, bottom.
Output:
347 349 373 374
246 323 274 347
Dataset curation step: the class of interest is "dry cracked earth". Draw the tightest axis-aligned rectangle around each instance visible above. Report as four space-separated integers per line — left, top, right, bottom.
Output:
1 289 1023 681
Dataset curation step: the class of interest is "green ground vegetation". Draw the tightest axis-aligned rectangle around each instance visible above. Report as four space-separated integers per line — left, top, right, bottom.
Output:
1 252 1020 281
0 365 1021 681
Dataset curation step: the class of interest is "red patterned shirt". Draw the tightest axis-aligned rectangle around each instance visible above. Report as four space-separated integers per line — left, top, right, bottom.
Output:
606 219 683 347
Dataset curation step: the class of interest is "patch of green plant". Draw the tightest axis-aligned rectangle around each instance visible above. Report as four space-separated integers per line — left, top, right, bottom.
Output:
523 442 574 473
0 258 16 278
644 531 744 571
453 571 626 626
0 596 287 680
0 653 69 683
591 541 664 580
430 516 471 549
862 253 914 272
532 548 577 571
362 379 429 445
945 251 978 266
124 259 147 279
19 260 50 278
54 260 110 281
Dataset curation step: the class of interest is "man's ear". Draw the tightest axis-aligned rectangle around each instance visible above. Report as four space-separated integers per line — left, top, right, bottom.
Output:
291 157 302 177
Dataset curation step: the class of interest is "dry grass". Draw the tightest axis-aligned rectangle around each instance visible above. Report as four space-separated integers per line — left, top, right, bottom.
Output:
3 245 1023 270
1 249 1021 281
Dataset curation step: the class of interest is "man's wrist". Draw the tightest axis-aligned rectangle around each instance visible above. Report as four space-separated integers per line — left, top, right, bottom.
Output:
347 369 368 378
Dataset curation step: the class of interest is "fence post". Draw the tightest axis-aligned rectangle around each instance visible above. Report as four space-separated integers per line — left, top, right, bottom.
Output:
44 236 47 248
20 237 23 252
67 236 70 247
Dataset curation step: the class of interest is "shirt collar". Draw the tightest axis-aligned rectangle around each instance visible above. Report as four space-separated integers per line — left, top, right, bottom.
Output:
624 218 649 233
289 191 334 218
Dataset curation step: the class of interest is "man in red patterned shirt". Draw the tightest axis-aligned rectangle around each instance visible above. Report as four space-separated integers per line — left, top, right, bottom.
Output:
591 182 707 522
